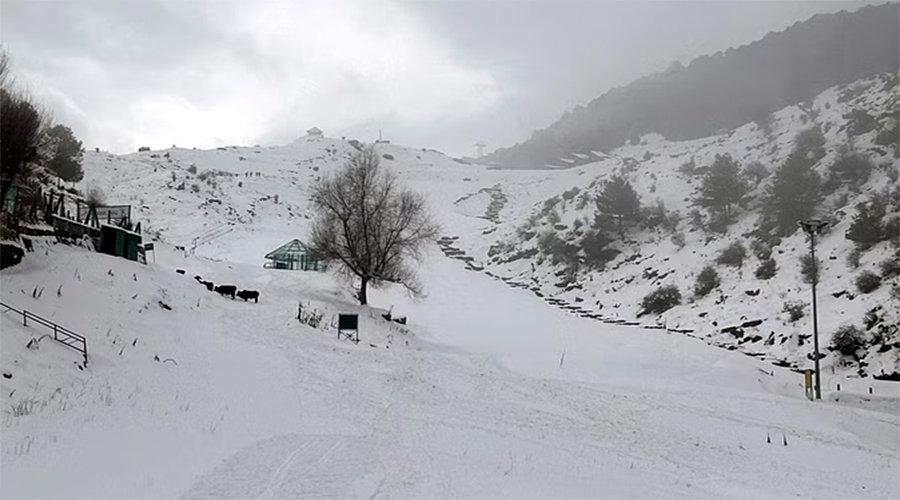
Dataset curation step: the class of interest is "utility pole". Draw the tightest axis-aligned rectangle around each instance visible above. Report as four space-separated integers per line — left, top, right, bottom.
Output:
799 219 828 400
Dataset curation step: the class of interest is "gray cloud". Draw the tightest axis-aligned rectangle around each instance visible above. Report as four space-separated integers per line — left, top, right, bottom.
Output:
0 0 875 157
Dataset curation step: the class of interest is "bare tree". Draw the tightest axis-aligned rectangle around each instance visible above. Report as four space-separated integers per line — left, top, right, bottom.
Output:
309 147 440 305
85 185 106 209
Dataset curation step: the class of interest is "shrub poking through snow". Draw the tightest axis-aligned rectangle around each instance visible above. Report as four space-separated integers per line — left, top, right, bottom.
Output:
639 285 681 316
846 249 861 269
831 324 865 357
671 232 686 249
879 258 900 279
694 265 720 297
716 241 747 268
855 270 882 293
755 258 777 280
799 254 820 284
750 239 773 260
783 301 806 322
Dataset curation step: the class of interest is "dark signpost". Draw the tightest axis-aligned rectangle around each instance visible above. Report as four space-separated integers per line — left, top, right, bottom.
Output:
337 314 359 344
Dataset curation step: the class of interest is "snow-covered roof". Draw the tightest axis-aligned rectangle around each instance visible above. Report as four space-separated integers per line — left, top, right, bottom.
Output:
306 127 323 135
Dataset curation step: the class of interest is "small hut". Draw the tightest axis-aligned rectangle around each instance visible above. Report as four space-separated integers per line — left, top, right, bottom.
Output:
264 239 321 270
306 127 323 138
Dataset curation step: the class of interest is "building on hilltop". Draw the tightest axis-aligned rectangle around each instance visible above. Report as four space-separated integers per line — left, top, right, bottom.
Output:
264 239 321 271
306 127 323 138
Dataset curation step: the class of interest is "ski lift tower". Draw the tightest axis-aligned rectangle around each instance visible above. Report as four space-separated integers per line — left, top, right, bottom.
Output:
475 141 486 158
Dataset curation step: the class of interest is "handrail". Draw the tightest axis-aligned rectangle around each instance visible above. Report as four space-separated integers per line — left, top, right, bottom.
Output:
0 301 88 365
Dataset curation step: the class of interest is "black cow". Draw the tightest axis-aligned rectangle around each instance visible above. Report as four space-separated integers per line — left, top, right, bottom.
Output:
236 289 259 303
214 284 236 299
194 275 203 282
176 269 186 275
202 281 214 291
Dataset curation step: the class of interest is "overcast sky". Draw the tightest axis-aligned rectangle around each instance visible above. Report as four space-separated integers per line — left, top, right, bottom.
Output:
0 0 881 157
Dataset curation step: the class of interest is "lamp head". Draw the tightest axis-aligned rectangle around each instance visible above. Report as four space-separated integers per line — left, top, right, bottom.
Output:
798 219 828 235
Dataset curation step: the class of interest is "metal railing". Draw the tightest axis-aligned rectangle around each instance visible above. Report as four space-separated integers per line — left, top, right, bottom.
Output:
0 301 88 365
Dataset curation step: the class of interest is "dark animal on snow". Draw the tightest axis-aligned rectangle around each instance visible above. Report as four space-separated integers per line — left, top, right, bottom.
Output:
236 289 260 303
176 269 186 275
214 284 236 299
194 275 203 282
175 245 185 251
393 317 407 325
202 281 214 291
381 312 392 321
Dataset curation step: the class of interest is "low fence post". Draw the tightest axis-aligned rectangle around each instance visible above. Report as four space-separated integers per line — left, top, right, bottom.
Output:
23 310 27 327
53 324 58 342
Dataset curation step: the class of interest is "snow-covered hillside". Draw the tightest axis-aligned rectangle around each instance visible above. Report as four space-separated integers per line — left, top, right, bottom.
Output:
453 73 900 378
3 234 898 498
75 75 899 376
3 74 898 499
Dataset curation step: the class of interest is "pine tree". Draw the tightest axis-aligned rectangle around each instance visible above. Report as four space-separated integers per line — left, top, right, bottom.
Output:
695 153 747 219
595 175 641 236
845 198 887 250
46 125 84 183
765 150 822 236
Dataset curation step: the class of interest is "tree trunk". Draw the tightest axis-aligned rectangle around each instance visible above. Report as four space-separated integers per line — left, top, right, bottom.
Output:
358 276 369 305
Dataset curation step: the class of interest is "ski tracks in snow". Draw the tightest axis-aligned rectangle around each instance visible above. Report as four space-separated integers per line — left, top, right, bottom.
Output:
183 434 375 499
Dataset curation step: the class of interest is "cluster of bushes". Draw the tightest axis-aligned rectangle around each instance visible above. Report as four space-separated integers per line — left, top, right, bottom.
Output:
855 271 882 293
846 194 900 251
639 285 681 316
694 265 720 297
783 301 806 322
716 241 747 268
830 324 865 357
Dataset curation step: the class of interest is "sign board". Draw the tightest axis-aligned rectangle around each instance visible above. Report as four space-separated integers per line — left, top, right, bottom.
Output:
143 242 154 251
338 314 358 330
337 314 359 343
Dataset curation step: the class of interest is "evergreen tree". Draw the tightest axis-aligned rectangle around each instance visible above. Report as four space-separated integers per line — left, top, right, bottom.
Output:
794 125 826 164
765 150 822 236
695 153 748 219
595 175 641 236
46 124 84 183
846 198 887 250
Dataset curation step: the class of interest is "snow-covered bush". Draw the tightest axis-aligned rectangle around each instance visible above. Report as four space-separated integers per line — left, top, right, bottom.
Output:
855 270 882 294
880 258 900 278
755 258 777 280
783 301 806 322
694 265 720 297
830 324 866 357
750 239 773 260
562 187 580 201
716 241 747 268
639 285 681 316
846 197 888 251
847 248 862 269
828 147 873 187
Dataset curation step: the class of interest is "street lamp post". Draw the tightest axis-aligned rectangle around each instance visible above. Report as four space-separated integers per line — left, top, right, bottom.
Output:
799 219 828 400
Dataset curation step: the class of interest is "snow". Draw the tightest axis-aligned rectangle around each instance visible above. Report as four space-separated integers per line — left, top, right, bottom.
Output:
2 76 899 498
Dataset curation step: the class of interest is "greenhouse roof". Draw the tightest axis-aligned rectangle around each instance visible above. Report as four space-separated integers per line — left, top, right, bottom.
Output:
265 239 312 260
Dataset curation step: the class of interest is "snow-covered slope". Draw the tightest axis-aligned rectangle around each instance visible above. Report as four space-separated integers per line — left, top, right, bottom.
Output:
3 237 898 498
4 74 898 498
451 73 900 378
73 74 898 377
